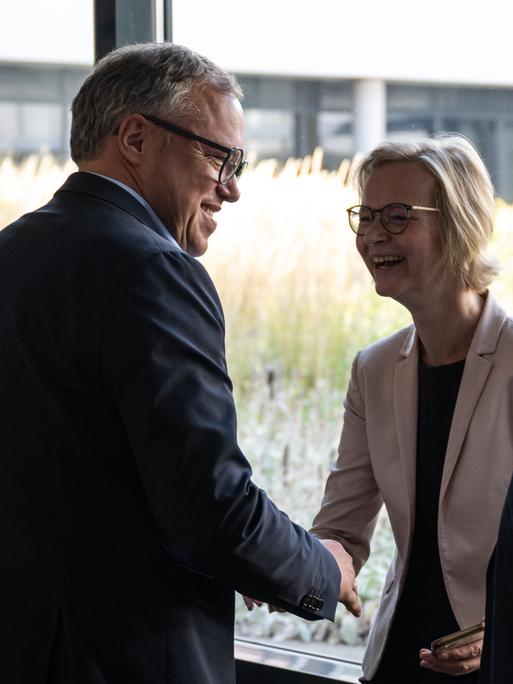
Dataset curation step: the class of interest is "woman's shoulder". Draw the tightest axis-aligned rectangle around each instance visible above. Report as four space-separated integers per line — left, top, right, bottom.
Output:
477 293 513 351
357 324 416 368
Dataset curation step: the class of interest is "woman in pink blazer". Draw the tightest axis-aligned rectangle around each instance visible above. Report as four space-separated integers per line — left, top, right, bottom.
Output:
311 134 513 683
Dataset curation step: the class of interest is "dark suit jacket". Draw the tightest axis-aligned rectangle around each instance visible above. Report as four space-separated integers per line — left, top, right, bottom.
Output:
0 172 340 684
480 472 513 684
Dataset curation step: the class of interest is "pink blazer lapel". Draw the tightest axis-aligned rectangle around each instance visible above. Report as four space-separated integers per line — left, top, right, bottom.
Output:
439 354 493 501
440 294 506 502
393 326 419 539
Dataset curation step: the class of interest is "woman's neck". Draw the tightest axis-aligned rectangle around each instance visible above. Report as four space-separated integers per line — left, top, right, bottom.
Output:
410 289 485 367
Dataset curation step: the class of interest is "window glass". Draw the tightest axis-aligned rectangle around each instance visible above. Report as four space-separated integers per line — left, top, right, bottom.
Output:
502 121 513 199
318 111 353 166
0 102 63 154
3 0 513 676
19 103 63 151
245 109 295 161
0 103 19 148
0 3 92 225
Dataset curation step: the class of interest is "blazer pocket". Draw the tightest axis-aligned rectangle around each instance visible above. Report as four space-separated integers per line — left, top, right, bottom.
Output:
123 563 230 611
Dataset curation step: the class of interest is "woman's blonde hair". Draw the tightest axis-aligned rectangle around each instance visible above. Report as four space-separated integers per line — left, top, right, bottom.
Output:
354 134 499 292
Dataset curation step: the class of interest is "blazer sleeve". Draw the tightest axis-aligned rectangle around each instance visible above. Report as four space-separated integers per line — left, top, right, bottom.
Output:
310 352 383 574
102 249 340 620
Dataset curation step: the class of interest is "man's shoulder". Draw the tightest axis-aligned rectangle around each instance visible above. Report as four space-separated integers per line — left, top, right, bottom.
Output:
3 172 186 271
0 173 216 302
52 172 179 258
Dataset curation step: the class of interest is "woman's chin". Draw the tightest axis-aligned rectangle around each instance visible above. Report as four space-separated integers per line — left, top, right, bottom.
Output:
374 282 399 299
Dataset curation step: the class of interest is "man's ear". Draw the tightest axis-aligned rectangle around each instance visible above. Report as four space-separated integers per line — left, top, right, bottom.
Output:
116 114 149 164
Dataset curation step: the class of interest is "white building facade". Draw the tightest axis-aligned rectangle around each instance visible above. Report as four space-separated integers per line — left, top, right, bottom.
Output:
2 0 513 197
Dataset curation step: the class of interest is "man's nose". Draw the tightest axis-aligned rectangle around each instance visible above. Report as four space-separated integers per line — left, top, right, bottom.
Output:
217 176 241 203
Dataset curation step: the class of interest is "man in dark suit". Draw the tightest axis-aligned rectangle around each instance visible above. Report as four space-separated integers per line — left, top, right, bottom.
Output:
480 474 513 683
0 43 360 683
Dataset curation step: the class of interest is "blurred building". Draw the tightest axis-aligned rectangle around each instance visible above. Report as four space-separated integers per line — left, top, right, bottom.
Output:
0 63 88 159
2 0 513 198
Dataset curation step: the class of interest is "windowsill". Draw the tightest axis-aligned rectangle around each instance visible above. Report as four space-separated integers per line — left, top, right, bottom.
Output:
235 637 364 682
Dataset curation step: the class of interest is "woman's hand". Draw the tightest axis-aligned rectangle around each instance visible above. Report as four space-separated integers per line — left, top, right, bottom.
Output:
318 538 361 617
242 595 263 611
242 596 284 613
419 633 484 676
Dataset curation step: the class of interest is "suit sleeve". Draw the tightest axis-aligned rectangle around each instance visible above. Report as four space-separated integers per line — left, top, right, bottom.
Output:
102 249 340 619
310 352 383 574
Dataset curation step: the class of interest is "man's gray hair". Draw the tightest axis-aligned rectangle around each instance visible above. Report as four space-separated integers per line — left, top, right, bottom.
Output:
70 42 243 162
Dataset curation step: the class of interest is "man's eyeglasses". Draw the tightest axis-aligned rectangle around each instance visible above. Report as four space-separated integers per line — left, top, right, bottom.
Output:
141 113 247 185
347 203 439 236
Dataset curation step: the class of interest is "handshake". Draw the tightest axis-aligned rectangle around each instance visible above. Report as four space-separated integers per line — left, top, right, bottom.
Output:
244 538 362 617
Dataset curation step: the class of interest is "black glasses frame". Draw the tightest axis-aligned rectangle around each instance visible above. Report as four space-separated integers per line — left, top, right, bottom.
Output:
347 203 439 236
141 113 247 185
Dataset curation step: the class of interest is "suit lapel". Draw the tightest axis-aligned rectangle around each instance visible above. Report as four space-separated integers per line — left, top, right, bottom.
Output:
394 327 419 529
439 353 492 500
440 294 506 501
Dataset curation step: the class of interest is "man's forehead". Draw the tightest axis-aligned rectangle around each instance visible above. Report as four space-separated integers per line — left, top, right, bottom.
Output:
186 86 245 143
188 86 243 118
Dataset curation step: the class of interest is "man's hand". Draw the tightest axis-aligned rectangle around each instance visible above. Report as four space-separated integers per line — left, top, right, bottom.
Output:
419 630 484 676
318 539 361 617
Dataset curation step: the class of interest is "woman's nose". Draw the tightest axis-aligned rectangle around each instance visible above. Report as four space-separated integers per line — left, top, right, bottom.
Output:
363 215 389 245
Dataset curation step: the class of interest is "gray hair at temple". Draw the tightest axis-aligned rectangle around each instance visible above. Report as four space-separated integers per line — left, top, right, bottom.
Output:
354 134 500 292
70 42 243 163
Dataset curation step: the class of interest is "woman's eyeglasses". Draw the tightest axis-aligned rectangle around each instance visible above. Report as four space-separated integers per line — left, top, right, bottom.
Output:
347 203 439 236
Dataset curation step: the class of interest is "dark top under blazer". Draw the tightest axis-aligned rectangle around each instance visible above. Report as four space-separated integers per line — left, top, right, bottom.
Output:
0 172 340 684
